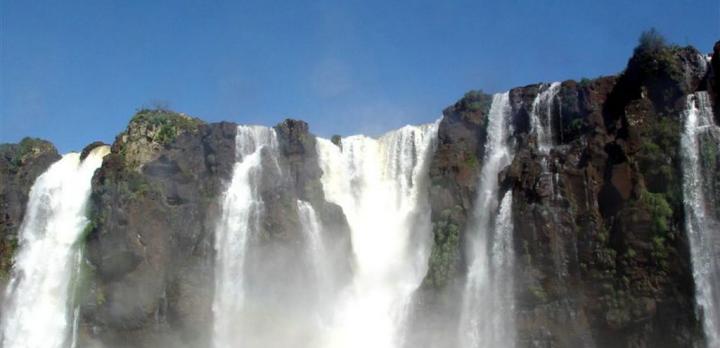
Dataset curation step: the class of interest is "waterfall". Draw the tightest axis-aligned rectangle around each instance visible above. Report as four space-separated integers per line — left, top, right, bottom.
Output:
0 146 110 348
458 92 517 348
212 125 278 348
529 82 563 201
530 82 561 154
681 91 720 347
316 122 438 348
297 200 331 294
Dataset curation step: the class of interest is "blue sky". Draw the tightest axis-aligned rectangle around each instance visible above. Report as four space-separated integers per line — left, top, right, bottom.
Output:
1 0 718 153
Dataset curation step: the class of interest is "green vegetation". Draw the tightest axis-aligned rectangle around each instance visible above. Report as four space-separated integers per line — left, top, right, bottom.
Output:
631 28 685 105
1 137 54 169
569 118 585 133
594 247 617 269
130 108 204 145
463 90 493 113
635 189 674 269
157 124 177 145
464 152 479 168
597 228 610 243
80 220 97 241
127 172 154 198
115 108 205 168
579 78 593 88
636 116 682 210
95 286 106 306
634 28 668 57
330 135 342 146
626 247 637 258
0 236 19 280
640 190 673 236
529 285 548 303
424 207 462 289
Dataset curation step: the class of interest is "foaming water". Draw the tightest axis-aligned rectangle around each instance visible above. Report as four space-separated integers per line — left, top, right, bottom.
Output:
458 92 517 348
0 146 110 348
529 82 561 154
316 122 438 348
681 91 720 347
297 200 332 294
212 125 278 348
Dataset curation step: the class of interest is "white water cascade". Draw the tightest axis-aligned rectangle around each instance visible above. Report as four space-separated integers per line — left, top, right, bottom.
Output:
297 200 331 294
681 91 720 347
530 82 561 154
529 82 563 202
0 146 110 348
212 125 278 348
458 92 517 348
315 122 438 348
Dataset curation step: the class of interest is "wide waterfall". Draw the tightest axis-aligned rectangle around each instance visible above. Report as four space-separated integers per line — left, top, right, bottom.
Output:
458 92 517 348
0 146 109 348
681 91 720 347
316 122 438 348
212 125 278 348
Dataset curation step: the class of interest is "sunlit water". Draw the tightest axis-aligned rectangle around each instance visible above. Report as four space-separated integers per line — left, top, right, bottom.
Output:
530 82 561 154
0 146 109 348
681 91 720 347
458 92 517 348
212 125 278 348
316 122 438 348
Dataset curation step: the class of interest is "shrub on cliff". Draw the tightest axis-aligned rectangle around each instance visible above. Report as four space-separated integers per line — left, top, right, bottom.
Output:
130 108 204 145
115 108 205 169
0 138 56 169
634 28 668 57
462 90 492 113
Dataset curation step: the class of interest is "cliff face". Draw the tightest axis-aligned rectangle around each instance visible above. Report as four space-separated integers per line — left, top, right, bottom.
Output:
74 111 350 347
0 41 718 348
408 90 493 347
710 42 720 123
0 138 60 290
505 45 708 348
416 42 715 347
77 111 237 347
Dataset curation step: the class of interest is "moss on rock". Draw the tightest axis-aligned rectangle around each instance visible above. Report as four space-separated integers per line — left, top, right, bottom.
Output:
115 109 205 169
424 207 463 289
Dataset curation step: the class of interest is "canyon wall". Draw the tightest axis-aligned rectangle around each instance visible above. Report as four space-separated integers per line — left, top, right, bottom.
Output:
1 40 718 347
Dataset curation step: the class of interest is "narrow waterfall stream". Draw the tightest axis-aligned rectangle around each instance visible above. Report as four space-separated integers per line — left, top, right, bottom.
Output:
0 146 109 348
530 82 561 154
458 92 517 348
297 200 331 296
529 82 562 201
212 125 278 348
681 91 720 347
316 123 438 348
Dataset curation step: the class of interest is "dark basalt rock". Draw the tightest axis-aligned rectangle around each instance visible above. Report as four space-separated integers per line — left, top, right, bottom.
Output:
499 46 707 347
77 114 351 347
407 90 494 348
1 36 716 348
412 41 713 348
426 89 494 288
0 138 60 289
233 119 351 344
710 40 720 122
80 141 109 161
78 114 236 347
272 119 350 248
